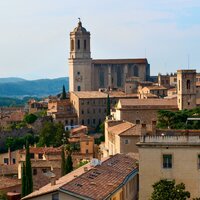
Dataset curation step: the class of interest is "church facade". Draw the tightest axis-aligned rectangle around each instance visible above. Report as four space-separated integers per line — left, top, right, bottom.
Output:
69 20 150 92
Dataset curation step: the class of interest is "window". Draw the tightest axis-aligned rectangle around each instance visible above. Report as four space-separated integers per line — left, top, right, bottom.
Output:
12 158 16 164
136 120 140 124
65 120 68 125
134 65 139 76
124 139 129 144
87 109 90 114
198 155 200 169
84 40 86 50
30 153 35 159
93 119 96 124
38 153 43 159
82 119 84 125
187 80 190 90
77 39 80 49
86 141 89 145
33 169 37 175
42 168 47 173
86 149 89 154
77 71 80 75
81 110 84 114
70 39 74 51
4 158 8 165
179 80 180 91
87 119 90 125
52 193 59 200
163 154 172 168
93 109 95 114
77 86 81 91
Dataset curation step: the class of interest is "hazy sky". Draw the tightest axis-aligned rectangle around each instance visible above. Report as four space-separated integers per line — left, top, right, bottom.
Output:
0 0 200 79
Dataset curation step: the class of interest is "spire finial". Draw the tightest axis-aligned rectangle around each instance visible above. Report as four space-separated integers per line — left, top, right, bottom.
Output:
78 18 82 27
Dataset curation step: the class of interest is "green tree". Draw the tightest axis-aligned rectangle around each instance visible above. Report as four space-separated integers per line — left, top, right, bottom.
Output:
24 113 38 124
21 162 26 197
61 85 67 99
61 147 66 176
0 190 7 200
106 94 111 116
66 154 73 174
151 179 190 200
25 141 33 195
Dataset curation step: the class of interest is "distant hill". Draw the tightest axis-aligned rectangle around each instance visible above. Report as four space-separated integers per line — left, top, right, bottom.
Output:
0 77 69 98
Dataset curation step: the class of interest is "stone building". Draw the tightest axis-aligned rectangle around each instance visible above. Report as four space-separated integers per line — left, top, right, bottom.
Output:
137 135 200 199
103 120 141 158
112 98 178 131
70 91 138 129
69 20 150 92
177 69 196 110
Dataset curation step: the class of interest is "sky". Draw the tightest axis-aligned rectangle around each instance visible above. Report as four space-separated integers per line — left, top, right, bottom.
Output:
0 0 200 80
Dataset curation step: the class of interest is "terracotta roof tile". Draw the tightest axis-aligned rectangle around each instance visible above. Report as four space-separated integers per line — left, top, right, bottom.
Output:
0 176 21 189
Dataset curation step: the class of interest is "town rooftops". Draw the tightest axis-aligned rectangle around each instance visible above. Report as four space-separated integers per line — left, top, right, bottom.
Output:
19 147 61 155
92 58 148 64
0 176 21 190
108 121 140 136
117 98 178 110
22 154 138 200
71 91 138 99
143 85 168 90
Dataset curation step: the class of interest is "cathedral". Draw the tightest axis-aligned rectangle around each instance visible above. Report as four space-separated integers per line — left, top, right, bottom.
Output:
69 20 150 92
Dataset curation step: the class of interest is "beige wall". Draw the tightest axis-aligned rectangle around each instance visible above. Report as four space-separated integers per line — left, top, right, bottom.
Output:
139 146 200 200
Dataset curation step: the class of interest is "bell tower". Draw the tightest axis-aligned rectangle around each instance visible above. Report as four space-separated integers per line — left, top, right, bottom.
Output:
69 19 92 92
177 69 196 110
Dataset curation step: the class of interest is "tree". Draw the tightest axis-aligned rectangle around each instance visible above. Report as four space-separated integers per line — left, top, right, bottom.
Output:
25 141 33 195
66 154 73 174
61 85 67 99
24 113 38 124
21 162 26 197
0 190 7 200
151 179 190 200
106 94 111 116
61 147 66 176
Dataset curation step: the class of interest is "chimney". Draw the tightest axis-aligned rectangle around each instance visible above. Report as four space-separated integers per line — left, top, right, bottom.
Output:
50 177 56 186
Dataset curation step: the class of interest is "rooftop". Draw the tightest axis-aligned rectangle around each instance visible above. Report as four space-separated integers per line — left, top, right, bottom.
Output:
108 121 140 136
19 147 61 155
22 154 138 200
92 58 148 64
71 91 138 99
118 98 178 109
0 176 21 190
137 136 200 146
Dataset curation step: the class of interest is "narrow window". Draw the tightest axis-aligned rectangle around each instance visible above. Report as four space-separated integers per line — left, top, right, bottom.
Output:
38 153 43 159
82 119 84 125
187 80 190 90
179 80 181 91
30 153 35 159
93 119 96 124
12 158 16 164
124 139 129 144
84 40 86 50
71 39 74 51
163 154 172 168
136 120 140 124
77 39 80 49
197 155 200 169
87 119 90 125
77 86 81 91
86 149 89 154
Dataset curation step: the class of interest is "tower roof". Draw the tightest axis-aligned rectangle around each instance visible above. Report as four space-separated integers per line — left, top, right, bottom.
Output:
73 19 87 33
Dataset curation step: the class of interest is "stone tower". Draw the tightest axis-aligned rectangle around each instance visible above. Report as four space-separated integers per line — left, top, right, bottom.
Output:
69 20 92 91
177 69 196 110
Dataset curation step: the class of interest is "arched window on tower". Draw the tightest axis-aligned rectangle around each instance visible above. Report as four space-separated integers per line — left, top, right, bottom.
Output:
134 65 139 76
84 40 87 50
71 39 74 51
187 80 190 90
77 39 80 49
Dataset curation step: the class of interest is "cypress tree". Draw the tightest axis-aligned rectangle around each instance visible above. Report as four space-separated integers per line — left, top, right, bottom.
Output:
21 162 26 197
106 94 111 116
66 154 73 174
62 85 67 99
25 141 33 195
61 147 66 176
